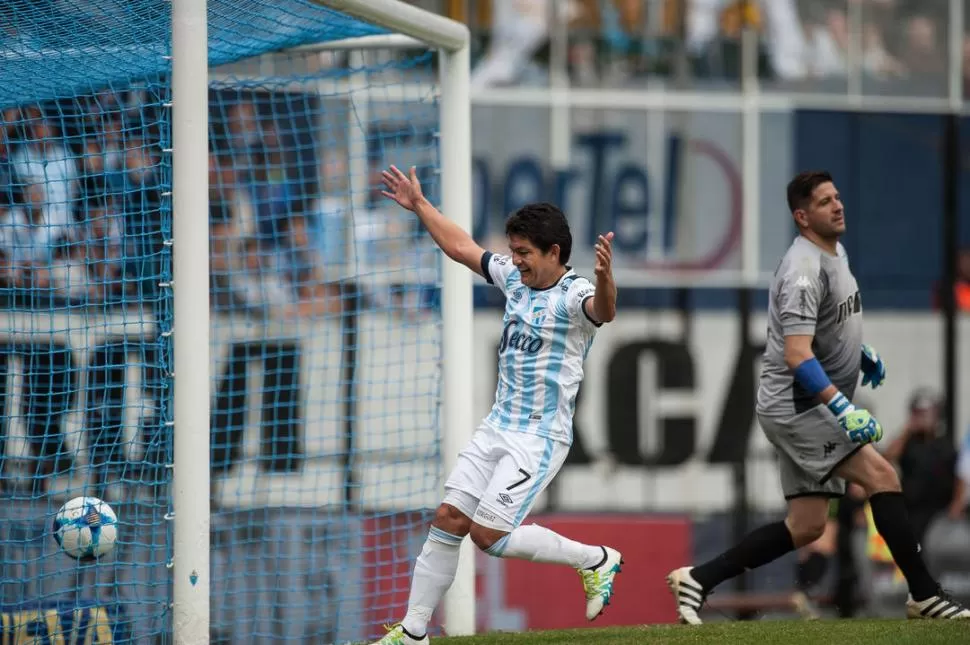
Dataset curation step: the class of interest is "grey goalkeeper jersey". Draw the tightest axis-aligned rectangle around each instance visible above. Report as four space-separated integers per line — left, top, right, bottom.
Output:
757 236 863 417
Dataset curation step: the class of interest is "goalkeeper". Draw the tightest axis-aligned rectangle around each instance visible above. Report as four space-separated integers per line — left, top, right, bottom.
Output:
666 171 969 623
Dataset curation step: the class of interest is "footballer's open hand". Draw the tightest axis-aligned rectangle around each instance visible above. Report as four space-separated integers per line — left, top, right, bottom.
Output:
381 165 424 212
594 232 615 279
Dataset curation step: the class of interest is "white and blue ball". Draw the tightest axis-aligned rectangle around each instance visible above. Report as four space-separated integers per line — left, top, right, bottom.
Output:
52 496 118 560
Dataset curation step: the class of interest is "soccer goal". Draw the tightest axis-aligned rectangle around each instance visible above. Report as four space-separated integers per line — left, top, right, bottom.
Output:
0 1 472 643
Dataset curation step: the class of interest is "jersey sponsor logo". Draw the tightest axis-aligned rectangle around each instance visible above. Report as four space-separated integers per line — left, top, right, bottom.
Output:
794 275 811 288
499 320 544 355
823 441 837 457
511 288 524 302
836 290 862 324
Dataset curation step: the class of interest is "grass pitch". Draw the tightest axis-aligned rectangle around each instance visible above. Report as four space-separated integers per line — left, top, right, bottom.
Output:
434 620 968 644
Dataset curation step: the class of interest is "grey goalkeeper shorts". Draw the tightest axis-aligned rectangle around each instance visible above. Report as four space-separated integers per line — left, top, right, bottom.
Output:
757 405 863 500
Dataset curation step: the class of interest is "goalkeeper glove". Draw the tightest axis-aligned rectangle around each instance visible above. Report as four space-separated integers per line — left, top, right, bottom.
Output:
860 344 886 389
828 392 883 444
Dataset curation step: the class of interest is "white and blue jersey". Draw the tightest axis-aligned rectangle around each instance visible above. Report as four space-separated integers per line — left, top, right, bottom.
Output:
480 251 601 445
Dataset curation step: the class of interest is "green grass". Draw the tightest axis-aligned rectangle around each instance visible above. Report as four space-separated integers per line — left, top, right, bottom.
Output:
433 620 969 644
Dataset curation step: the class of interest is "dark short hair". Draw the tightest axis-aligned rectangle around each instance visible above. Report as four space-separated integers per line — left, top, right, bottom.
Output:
504 202 572 265
786 171 834 213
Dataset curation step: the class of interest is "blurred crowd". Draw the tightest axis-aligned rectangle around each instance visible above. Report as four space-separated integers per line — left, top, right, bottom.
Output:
0 91 345 320
416 0 963 93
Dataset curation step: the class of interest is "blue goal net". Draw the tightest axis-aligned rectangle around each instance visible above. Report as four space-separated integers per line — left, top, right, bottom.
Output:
0 2 445 643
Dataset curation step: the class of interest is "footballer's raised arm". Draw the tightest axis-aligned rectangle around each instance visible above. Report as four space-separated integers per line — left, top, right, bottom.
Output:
381 164 486 277
583 232 617 324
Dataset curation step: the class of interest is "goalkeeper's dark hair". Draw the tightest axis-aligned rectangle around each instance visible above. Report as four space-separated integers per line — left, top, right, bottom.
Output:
505 202 572 265
787 170 834 213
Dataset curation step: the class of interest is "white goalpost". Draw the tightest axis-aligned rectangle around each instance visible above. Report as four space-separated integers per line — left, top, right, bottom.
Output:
171 0 212 641
170 0 474 642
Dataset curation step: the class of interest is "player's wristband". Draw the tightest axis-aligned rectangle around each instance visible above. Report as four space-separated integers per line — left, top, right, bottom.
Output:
826 391 855 419
793 357 832 395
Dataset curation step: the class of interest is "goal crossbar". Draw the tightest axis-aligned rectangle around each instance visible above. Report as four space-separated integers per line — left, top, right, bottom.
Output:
315 0 469 51
284 33 427 53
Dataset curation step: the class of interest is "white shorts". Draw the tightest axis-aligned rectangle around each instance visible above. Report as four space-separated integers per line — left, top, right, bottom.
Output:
443 424 570 532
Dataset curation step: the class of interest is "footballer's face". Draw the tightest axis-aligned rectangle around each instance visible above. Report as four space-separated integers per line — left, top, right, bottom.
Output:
508 234 562 289
795 181 845 239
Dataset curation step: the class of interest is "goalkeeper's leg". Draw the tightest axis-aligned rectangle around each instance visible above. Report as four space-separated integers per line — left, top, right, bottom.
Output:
667 408 856 624
835 446 970 619
669 496 831 625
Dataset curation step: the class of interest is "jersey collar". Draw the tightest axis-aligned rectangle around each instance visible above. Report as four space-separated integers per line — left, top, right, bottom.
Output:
531 266 574 292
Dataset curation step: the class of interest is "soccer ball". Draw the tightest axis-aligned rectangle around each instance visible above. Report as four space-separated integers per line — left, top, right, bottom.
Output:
52 496 118 560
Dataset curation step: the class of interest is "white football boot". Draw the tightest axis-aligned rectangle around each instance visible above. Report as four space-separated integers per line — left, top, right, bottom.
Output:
578 546 624 620
666 566 708 625
906 590 970 620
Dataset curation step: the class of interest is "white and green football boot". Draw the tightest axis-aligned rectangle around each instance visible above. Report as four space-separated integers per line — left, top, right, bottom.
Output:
368 624 428 645
578 546 624 620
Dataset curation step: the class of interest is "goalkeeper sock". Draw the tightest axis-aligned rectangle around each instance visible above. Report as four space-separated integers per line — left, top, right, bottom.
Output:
691 521 795 591
868 491 938 601
485 523 605 569
796 551 828 592
401 527 463 637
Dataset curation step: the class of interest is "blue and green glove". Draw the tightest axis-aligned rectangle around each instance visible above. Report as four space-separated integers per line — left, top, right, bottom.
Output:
828 392 883 444
795 356 883 445
860 344 886 389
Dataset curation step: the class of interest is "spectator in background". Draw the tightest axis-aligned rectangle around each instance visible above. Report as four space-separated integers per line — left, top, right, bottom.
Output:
951 249 970 311
234 235 298 317
932 247 970 311
948 430 970 520
470 0 555 90
79 192 127 302
222 100 262 173
0 179 75 492
0 182 72 294
897 12 945 79
284 213 343 317
0 184 21 287
307 149 350 271
687 0 806 80
882 389 957 545
122 134 164 300
0 108 15 203
9 109 77 228
799 3 849 79
99 115 128 180
250 124 299 246
209 153 241 285
79 136 125 197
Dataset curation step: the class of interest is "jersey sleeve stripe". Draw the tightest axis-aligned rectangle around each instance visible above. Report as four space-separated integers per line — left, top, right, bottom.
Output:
580 294 603 327
480 250 494 284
